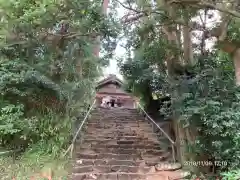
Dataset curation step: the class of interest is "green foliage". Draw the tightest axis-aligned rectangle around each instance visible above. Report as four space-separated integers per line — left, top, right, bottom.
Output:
120 2 240 176
0 104 24 137
175 53 240 170
0 0 119 156
119 36 168 104
0 152 69 180
0 101 70 154
221 169 240 180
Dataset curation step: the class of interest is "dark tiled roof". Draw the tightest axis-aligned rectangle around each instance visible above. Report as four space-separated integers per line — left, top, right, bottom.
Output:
97 74 123 88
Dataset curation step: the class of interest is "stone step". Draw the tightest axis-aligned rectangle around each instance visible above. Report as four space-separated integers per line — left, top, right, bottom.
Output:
94 116 143 118
79 131 169 139
85 130 157 135
85 126 153 131
72 108 182 180
86 122 167 130
87 116 144 119
71 171 190 180
82 135 162 141
90 113 143 116
77 148 165 156
84 129 155 134
73 157 171 167
76 133 168 141
84 132 157 137
89 115 144 118
92 109 139 113
92 108 138 111
81 143 169 150
85 127 154 132
86 123 151 128
73 162 183 174
92 108 139 112
73 158 169 167
71 173 150 180
81 139 160 145
72 165 157 174
87 124 153 128
74 159 146 166
91 112 140 115
76 152 140 160
81 141 163 146
87 121 147 124
90 111 140 114
75 152 171 161
88 120 148 124
88 118 146 125
83 135 163 142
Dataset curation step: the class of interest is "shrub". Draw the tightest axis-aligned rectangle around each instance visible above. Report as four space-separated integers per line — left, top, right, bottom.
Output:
0 102 70 154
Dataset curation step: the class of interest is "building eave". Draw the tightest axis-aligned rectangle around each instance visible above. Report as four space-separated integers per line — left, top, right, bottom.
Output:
96 74 123 88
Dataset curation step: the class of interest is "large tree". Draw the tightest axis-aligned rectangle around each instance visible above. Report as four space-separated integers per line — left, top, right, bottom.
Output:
0 0 119 151
117 0 240 177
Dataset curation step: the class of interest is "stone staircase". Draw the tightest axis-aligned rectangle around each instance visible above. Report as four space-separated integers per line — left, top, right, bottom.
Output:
71 107 189 180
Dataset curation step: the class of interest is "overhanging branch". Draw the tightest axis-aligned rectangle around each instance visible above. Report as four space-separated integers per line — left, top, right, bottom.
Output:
168 0 240 18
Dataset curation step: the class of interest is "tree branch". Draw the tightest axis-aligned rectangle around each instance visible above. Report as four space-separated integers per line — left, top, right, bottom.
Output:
4 32 96 48
114 0 141 14
116 0 240 55
169 0 240 18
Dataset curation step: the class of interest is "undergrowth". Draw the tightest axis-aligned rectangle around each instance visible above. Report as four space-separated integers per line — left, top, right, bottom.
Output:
0 150 70 180
0 107 72 179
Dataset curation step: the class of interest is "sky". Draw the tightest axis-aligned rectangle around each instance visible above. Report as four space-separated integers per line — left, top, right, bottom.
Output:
103 41 125 79
102 2 125 79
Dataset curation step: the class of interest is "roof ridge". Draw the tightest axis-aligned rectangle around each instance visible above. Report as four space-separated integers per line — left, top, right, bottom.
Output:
97 74 123 87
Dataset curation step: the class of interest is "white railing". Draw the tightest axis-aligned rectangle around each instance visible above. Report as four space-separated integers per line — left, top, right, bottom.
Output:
63 99 96 157
137 102 176 162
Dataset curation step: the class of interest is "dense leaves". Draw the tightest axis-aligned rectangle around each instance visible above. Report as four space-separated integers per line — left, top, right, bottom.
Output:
176 53 240 170
0 0 118 154
119 0 240 178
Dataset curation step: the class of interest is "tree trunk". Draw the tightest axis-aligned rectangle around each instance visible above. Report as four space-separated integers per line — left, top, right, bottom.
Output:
183 21 194 65
233 48 240 86
93 0 109 57
172 119 186 163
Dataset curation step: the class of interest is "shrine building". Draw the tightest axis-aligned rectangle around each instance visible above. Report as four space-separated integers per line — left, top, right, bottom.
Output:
95 74 137 109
